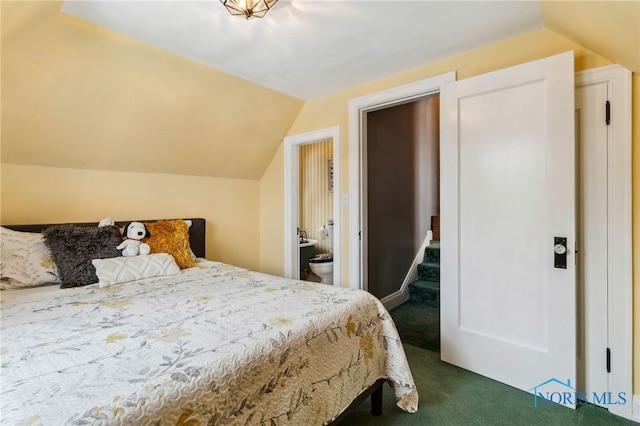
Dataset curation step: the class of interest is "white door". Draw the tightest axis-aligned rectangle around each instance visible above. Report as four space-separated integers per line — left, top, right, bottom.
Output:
440 52 576 405
576 79 609 406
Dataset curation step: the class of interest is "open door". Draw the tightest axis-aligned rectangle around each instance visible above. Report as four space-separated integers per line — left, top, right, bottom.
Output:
440 52 576 406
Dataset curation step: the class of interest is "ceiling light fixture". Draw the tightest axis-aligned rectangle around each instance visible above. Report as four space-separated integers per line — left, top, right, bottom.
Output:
220 0 278 20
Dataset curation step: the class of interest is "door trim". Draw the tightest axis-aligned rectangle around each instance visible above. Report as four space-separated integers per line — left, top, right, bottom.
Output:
347 72 456 290
284 126 341 286
346 63 633 420
575 64 633 420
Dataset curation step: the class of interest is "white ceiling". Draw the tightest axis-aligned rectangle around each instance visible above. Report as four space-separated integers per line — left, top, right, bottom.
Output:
61 0 544 100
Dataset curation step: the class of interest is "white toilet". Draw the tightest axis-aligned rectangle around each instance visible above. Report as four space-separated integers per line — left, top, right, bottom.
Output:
309 220 334 285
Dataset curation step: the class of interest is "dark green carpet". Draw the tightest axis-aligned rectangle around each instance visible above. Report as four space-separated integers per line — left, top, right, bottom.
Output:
390 240 441 352
404 280 440 306
340 345 636 426
389 300 439 351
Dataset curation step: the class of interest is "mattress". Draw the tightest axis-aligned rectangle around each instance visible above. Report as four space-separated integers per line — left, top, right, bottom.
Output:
0 260 418 425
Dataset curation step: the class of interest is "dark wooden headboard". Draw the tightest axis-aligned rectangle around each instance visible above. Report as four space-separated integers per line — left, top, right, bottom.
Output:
3 218 207 259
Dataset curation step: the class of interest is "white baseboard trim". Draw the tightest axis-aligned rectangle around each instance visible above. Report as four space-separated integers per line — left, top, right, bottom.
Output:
380 231 432 311
379 289 408 311
632 394 640 423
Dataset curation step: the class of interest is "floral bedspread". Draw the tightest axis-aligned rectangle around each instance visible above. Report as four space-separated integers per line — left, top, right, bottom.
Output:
0 260 418 425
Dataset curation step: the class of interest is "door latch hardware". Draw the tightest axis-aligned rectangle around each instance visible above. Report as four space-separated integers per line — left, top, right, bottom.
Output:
554 237 567 269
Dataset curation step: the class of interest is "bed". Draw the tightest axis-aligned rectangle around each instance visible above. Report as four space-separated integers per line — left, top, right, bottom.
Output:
0 218 418 425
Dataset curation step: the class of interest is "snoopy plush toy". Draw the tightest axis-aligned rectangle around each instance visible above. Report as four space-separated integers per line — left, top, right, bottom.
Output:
117 222 151 256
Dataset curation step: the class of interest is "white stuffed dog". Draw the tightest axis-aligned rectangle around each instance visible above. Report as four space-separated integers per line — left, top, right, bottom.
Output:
117 221 151 256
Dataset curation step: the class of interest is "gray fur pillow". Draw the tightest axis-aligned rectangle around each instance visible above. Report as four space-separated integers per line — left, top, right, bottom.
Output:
43 225 123 288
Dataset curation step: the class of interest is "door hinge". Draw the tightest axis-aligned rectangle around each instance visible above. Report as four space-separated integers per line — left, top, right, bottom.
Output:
358 230 361 241
606 347 611 373
605 100 611 125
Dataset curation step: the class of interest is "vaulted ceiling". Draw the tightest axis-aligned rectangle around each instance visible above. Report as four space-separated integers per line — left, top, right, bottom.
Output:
2 1 638 180
59 0 640 99
59 0 546 100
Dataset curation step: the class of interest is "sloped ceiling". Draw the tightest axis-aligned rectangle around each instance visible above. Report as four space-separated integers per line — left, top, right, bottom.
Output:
1 1 638 180
59 0 545 100
540 1 639 74
1 1 304 180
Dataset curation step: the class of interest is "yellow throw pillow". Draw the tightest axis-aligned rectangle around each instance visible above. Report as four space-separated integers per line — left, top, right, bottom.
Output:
143 220 197 269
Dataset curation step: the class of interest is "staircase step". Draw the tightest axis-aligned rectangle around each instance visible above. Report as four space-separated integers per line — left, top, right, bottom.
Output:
423 240 440 263
389 239 442 353
408 280 440 307
389 300 440 352
417 262 440 283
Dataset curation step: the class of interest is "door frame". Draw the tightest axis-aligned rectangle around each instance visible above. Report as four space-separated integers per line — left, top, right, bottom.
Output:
284 126 341 285
347 64 633 420
575 64 633 420
347 71 456 290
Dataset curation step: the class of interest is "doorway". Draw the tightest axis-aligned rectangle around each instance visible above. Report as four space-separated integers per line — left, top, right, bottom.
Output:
298 139 334 283
574 65 633 419
348 63 632 420
347 72 456 291
365 96 439 300
284 126 341 285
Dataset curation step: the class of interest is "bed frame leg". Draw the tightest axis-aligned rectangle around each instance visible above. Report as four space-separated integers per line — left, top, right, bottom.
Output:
371 383 383 416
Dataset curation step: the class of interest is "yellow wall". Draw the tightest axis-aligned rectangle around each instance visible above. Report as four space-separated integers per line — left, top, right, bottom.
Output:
1 164 261 271
1 0 637 397
259 27 640 393
540 0 640 74
259 144 285 277
1 1 303 180
261 27 615 284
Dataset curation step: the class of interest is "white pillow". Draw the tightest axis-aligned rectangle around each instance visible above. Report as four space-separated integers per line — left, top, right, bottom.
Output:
0 227 60 290
91 253 180 288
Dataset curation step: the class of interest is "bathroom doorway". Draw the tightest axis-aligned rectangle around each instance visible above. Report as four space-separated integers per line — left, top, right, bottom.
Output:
298 140 334 283
284 126 341 286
